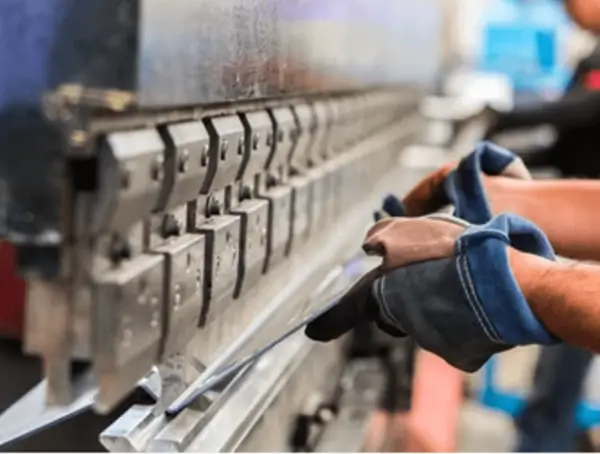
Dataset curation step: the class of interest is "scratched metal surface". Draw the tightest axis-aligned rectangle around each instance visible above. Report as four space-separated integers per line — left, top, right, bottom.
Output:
137 0 444 106
0 0 443 273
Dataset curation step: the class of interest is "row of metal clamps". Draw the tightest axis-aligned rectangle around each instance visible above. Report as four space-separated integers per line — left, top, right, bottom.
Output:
78 93 407 411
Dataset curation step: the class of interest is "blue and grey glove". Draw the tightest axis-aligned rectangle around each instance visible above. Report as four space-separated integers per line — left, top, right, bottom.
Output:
306 213 559 373
378 140 531 224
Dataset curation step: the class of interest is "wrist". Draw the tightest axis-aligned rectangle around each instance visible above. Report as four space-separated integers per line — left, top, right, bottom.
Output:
507 247 554 303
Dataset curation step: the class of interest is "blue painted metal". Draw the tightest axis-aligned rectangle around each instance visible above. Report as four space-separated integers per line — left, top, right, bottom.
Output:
477 0 572 94
478 356 600 429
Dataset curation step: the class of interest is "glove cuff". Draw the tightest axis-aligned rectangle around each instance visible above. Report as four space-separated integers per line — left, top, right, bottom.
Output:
457 213 558 345
444 141 528 224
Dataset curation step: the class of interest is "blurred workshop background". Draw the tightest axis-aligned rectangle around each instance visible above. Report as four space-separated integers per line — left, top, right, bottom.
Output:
398 0 600 452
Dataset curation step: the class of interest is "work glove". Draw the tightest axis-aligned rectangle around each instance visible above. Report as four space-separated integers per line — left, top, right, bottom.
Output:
305 213 559 373
398 141 531 223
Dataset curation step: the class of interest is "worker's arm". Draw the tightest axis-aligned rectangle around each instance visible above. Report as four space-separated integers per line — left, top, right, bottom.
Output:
485 177 600 261
510 248 600 353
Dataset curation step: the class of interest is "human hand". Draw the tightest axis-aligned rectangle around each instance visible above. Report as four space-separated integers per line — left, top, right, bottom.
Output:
399 141 531 223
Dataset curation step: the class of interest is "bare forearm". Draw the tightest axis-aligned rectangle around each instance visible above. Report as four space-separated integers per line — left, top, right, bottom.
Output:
510 248 600 351
485 177 600 261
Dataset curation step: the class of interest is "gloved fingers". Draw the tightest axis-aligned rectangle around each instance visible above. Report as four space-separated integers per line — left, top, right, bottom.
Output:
305 267 383 342
363 217 467 269
500 157 532 180
475 142 532 180
382 194 406 217
373 210 389 223
401 163 455 216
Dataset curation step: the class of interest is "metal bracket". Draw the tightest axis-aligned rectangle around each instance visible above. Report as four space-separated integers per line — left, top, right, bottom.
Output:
202 116 246 194
230 198 269 299
287 175 311 254
326 101 341 156
239 111 273 181
290 104 316 172
267 107 297 176
94 129 165 234
157 120 210 211
92 254 164 413
260 185 292 272
311 102 332 162
196 215 241 324
153 234 205 360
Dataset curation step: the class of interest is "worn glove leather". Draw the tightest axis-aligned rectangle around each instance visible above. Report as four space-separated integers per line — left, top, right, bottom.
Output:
305 213 558 373
399 141 531 220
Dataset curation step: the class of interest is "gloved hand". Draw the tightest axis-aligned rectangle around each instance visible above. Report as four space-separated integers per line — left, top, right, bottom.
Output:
399 141 531 223
305 213 559 373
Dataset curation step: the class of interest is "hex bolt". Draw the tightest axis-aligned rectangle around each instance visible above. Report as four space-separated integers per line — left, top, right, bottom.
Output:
252 133 260 150
237 137 245 155
151 155 164 181
161 213 182 238
240 185 252 201
207 197 222 216
266 174 278 188
220 139 229 160
277 129 284 142
200 144 209 166
109 234 132 263
179 148 190 173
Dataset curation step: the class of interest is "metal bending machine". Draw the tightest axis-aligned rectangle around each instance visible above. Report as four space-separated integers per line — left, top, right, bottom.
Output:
0 0 447 451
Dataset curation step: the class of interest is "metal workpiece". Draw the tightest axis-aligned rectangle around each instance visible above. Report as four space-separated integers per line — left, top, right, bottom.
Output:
92 253 165 413
290 104 316 171
238 111 273 181
152 234 205 361
260 185 293 273
185 336 346 453
267 107 297 176
230 199 269 299
156 121 210 212
100 405 167 452
94 129 166 235
196 215 241 324
201 116 246 194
